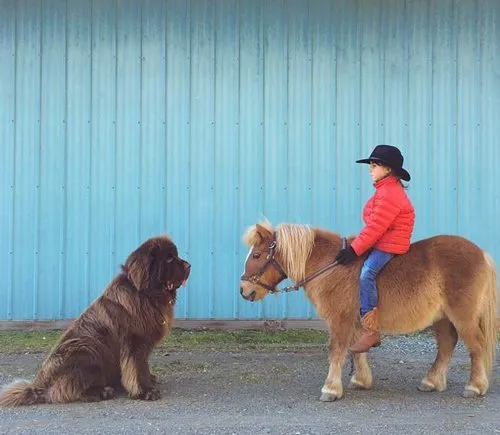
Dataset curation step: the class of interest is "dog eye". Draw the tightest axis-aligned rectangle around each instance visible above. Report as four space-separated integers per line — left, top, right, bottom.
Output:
166 254 175 263
252 252 261 259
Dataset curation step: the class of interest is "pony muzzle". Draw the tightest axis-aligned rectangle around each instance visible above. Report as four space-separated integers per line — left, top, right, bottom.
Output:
239 281 268 301
240 287 256 301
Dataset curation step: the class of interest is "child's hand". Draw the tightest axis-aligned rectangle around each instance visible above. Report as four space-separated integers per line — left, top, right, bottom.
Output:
335 246 358 265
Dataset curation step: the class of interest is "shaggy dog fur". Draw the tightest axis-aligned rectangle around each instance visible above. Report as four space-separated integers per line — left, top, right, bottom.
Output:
0 235 190 406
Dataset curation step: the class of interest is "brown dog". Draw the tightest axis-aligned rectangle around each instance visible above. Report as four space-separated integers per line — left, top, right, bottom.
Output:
0 235 190 406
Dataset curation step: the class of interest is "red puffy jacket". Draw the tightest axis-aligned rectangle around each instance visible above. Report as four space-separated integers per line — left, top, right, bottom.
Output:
351 176 415 256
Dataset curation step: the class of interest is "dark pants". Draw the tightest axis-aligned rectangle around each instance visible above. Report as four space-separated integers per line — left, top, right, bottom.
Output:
359 249 394 316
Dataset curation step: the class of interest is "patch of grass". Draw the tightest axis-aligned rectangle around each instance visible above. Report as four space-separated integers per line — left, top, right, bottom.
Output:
150 363 167 376
6 328 494 355
0 329 329 354
159 329 329 352
0 331 61 354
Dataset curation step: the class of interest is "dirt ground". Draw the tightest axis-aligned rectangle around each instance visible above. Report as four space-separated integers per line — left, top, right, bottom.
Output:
0 335 499 435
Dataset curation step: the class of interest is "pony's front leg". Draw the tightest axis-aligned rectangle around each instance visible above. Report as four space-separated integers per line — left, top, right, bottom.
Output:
350 352 373 390
320 333 350 402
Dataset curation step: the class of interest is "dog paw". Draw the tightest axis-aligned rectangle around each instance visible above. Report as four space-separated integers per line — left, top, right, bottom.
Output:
101 386 115 400
138 388 161 401
83 386 115 402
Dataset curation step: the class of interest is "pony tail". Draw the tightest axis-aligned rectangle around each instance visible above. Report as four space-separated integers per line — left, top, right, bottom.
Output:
480 253 498 379
0 380 46 406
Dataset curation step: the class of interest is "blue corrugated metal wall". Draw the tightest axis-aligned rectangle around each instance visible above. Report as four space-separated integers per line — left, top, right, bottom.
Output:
1 0 499 321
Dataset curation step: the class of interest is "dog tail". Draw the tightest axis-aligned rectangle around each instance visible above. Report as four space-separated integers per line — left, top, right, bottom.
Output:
0 380 47 406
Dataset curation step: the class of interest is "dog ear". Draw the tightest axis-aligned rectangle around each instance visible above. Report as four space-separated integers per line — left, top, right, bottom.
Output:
125 251 149 291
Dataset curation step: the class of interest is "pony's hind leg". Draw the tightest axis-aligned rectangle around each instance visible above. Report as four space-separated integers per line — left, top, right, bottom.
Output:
419 319 457 392
455 321 489 397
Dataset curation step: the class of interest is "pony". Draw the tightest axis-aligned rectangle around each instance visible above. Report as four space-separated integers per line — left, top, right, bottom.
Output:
240 220 498 401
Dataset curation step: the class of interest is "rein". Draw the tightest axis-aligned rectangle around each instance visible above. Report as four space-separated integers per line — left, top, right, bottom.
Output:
281 237 347 292
241 233 347 294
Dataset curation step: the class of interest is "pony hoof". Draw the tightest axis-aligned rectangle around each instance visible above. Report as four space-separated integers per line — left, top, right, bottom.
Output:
350 377 371 390
462 386 482 398
319 392 340 402
418 378 447 392
418 382 436 392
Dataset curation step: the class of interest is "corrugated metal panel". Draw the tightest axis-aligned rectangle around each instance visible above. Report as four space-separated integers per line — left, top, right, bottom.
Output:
39 0 66 320
65 0 92 318
0 0 499 321
213 0 239 319
0 0 16 321
164 0 191 318
239 0 264 319
13 1 42 321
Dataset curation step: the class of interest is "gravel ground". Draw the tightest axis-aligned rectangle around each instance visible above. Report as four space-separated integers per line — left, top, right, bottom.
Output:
0 335 499 435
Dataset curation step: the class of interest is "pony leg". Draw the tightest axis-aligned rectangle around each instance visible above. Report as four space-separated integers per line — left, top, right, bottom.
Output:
320 326 350 402
456 322 489 397
418 319 457 392
350 353 373 390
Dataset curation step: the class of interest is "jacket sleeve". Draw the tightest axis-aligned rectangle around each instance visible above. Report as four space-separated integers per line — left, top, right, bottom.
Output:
350 193 401 255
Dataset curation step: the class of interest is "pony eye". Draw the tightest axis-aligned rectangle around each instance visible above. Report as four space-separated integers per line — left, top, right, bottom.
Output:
252 252 261 259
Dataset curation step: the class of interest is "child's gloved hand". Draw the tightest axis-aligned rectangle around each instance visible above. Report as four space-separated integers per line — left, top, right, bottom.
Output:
335 246 358 264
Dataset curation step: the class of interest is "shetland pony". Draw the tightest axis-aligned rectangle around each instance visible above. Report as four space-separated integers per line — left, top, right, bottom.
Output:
240 221 497 401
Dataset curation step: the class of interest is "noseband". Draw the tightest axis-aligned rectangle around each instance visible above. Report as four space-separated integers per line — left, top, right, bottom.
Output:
241 233 347 294
240 233 288 293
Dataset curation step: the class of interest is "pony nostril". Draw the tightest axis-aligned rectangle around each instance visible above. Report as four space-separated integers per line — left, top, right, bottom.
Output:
250 290 256 301
240 287 244 295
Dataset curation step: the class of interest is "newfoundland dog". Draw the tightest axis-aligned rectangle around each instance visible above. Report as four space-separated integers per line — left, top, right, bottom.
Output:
0 235 190 405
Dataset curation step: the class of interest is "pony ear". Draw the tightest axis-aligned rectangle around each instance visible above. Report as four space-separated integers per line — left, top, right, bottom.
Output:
125 252 149 291
255 223 272 240
243 222 273 246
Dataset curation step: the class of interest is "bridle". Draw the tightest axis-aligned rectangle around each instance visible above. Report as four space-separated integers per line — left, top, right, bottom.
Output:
240 233 347 294
240 233 287 293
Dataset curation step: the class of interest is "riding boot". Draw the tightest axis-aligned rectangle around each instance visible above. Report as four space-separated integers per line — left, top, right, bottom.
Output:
350 308 381 353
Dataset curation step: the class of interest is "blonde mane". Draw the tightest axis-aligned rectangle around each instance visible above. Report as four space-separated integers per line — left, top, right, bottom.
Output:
243 220 315 283
276 224 315 283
